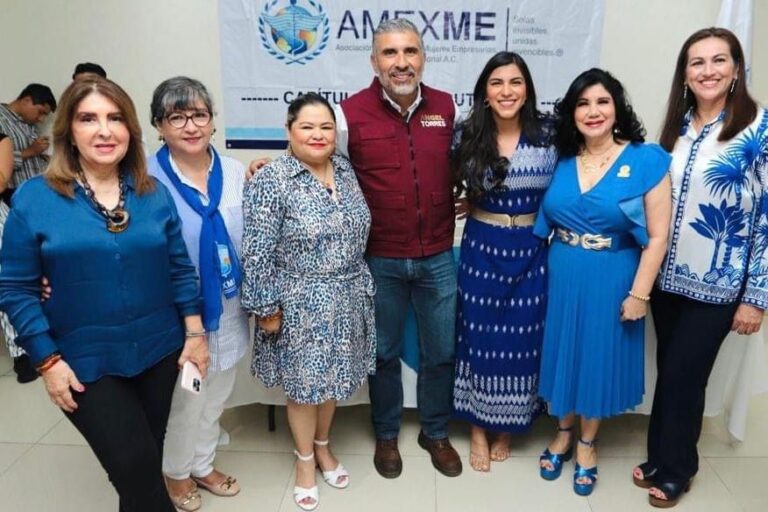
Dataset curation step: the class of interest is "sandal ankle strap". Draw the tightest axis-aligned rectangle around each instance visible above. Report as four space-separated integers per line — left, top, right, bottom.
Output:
578 438 598 447
557 426 574 433
313 439 329 446
294 450 315 462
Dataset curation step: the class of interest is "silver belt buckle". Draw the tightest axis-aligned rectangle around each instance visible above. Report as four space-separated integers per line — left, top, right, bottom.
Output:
556 228 579 246
556 229 612 250
580 234 612 250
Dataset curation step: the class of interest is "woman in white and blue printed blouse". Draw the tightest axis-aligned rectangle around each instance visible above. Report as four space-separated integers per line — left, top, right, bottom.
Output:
634 27 768 508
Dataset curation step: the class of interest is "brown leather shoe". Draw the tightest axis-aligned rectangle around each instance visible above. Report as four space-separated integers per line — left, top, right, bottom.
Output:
418 431 463 477
374 438 402 478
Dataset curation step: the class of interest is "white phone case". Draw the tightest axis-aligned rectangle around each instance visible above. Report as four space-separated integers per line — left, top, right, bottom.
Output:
180 361 203 395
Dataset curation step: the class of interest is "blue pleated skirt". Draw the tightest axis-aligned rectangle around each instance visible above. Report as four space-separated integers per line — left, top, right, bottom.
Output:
538 240 645 419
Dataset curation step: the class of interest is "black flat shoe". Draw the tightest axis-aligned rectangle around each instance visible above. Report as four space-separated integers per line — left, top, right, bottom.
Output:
632 462 658 489
649 479 692 508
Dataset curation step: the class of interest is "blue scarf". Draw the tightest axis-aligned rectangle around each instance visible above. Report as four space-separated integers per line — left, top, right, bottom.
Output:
156 145 242 331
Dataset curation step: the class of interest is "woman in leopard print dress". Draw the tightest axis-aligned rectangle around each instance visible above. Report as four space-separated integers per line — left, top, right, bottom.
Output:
241 93 375 510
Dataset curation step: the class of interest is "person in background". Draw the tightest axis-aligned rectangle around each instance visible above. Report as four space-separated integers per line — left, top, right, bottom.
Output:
0 133 11 190
0 83 57 382
451 51 557 472
0 132 23 381
0 76 207 512
148 76 247 511
637 27 768 508
336 18 463 479
72 62 107 80
534 68 671 496
242 92 376 511
0 83 56 202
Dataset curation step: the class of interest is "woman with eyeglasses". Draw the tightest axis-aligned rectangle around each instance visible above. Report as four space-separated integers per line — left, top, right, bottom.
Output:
147 77 247 511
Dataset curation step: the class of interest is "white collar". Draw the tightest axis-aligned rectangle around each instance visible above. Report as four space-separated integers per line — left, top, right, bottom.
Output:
381 84 423 121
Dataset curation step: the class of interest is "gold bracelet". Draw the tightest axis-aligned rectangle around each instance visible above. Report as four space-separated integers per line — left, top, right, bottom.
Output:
185 330 207 338
628 290 651 302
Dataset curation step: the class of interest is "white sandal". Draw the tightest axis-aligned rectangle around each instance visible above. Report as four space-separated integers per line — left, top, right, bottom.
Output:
293 450 319 511
314 439 350 489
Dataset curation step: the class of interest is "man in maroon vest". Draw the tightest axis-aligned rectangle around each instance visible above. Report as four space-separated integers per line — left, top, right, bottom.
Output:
336 19 462 478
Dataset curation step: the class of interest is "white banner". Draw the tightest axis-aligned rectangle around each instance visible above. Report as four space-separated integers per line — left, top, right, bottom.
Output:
717 0 753 84
218 0 605 148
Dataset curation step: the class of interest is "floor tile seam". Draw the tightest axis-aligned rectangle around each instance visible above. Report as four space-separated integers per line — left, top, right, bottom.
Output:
276 460 294 512
33 417 66 445
0 443 35 480
701 457 743 510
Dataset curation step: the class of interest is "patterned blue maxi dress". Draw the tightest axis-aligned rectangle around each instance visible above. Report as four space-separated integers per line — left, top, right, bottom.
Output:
534 143 670 418
453 134 558 432
241 154 377 404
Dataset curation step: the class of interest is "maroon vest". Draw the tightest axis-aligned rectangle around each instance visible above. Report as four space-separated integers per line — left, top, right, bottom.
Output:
342 79 455 258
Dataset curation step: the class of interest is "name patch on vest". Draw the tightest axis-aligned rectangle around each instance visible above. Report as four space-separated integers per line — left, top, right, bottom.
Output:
420 114 447 128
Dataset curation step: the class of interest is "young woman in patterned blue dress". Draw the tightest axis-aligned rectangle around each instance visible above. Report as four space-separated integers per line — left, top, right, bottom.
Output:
452 51 558 472
241 93 375 511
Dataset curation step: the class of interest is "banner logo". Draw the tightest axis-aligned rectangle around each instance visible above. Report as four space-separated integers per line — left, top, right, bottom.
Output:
259 0 330 65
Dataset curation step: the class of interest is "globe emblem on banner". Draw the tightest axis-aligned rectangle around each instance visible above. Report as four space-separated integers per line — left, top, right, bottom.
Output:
258 0 330 65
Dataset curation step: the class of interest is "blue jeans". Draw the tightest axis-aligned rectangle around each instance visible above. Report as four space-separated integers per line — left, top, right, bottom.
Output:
366 250 457 440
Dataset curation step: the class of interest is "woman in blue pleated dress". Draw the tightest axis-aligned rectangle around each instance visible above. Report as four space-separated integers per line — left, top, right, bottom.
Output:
533 69 672 496
452 51 558 472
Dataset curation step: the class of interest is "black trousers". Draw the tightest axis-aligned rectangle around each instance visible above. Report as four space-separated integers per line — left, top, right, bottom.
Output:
647 289 738 483
64 350 180 512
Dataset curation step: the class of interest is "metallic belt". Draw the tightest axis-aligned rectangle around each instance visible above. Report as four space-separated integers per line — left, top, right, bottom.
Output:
470 207 536 228
555 228 630 251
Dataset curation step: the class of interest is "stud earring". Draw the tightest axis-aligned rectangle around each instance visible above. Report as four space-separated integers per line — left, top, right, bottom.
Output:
483 98 490 109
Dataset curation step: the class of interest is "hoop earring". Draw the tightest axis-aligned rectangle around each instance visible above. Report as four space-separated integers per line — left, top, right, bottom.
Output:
730 78 737 94
682 84 688 101
158 135 165 143
286 142 293 156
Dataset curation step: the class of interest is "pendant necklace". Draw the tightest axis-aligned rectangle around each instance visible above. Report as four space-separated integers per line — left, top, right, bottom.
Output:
78 171 130 233
580 144 616 174
316 162 335 197
321 162 334 196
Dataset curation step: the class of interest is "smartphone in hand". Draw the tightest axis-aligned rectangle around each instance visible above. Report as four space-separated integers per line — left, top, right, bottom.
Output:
180 361 203 395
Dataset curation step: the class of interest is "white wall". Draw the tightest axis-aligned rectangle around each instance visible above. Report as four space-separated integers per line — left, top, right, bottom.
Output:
0 0 765 164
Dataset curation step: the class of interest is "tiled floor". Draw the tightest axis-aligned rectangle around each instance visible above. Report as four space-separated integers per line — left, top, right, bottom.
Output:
0 348 766 512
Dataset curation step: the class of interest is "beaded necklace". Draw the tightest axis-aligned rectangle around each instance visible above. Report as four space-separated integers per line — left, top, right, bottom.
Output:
78 171 130 233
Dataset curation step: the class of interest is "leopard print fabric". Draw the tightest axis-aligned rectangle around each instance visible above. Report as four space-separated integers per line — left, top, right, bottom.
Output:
241 154 376 404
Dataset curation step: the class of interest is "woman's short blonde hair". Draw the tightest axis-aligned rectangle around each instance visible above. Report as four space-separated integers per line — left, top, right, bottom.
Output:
46 76 153 197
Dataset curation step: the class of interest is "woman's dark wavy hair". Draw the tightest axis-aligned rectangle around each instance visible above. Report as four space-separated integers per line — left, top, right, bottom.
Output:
453 51 547 201
659 27 756 151
554 68 645 157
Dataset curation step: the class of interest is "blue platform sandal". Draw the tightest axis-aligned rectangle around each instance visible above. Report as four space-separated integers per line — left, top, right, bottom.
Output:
539 426 574 481
573 438 598 496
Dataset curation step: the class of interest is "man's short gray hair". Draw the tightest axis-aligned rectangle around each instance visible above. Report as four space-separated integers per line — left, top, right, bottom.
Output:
372 18 424 55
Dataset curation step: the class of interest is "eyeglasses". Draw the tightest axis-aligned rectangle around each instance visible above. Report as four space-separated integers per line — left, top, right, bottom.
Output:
164 111 212 128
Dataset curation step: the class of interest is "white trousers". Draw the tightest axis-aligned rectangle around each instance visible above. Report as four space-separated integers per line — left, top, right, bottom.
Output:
163 364 237 479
